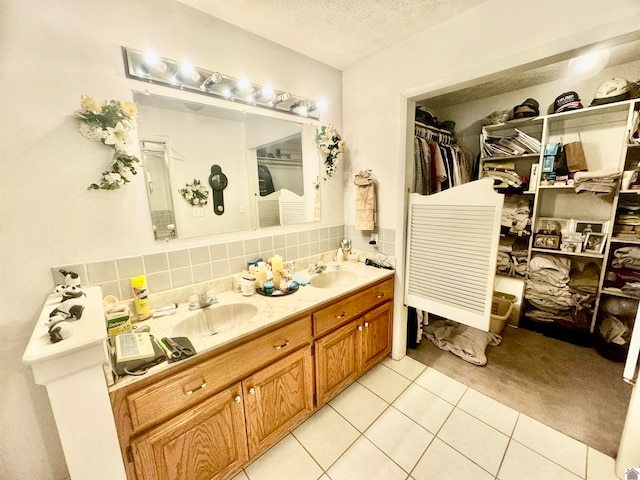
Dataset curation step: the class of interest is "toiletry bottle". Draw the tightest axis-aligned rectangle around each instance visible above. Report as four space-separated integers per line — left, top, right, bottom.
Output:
337 248 344 263
271 254 284 289
131 275 151 320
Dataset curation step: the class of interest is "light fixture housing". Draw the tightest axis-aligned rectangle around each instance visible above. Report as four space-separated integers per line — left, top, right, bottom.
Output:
122 47 322 119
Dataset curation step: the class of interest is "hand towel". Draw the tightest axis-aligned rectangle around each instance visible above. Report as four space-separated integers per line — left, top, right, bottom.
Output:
354 170 376 230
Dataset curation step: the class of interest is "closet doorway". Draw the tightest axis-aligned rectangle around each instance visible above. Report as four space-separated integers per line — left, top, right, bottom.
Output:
403 34 640 458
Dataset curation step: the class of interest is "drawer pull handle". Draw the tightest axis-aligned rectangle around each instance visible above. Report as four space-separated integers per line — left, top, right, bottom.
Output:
274 340 290 350
336 311 348 319
358 325 363 331
364 322 369 328
376 293 385 299
184 381 207 396
248 387 256 395
234 395 242 403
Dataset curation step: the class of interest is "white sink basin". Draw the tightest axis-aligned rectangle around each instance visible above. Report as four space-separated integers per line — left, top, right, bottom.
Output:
310 270 358 288
172 303 258 337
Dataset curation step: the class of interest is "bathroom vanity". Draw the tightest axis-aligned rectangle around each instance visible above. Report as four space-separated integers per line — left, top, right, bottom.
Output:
109 265 394 480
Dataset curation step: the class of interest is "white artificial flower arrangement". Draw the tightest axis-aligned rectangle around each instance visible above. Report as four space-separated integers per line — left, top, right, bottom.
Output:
315 124 346 180
76 95 141 190
179 179 209 206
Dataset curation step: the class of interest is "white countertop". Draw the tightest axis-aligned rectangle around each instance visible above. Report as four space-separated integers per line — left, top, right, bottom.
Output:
22 286 106 366
110 261 394 392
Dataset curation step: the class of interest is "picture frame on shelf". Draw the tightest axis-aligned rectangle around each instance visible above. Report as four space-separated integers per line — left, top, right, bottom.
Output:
584 233 606 254
574 220 609 235
534 233 561 250
536 217 571 235
560 233 584 253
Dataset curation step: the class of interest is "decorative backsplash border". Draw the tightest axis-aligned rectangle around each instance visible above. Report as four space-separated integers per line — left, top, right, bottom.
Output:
52 224 396 301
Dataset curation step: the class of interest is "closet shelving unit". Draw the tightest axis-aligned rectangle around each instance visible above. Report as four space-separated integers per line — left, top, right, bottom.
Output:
479 118 543 280
480 99 640 335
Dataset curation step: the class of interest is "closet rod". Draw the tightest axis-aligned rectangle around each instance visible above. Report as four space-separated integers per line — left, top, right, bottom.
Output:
414 122 455 145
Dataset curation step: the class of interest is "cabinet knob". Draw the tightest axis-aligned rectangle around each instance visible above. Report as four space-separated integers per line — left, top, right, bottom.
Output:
248 387 256 395
234 395 242 403
336 311 348 319
184 381 207 396
364 322 369 328
376 293 385 299
274 340 290 350
358 325 363 331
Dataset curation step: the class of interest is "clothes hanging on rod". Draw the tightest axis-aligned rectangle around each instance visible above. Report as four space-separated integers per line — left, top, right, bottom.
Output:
413 123 475 195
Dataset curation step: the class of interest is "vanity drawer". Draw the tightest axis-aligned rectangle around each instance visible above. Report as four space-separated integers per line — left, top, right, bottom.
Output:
313 277 394 337
127 316 312 431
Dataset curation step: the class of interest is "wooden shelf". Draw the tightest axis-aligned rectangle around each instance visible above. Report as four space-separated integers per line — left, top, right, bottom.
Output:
611 237 640 245
531 247 604 259
601 287 640 300
481 153 539 162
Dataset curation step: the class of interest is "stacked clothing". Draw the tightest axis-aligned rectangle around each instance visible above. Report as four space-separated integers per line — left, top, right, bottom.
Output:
501 196 531 235
613 206 640 240
573 169 622 195
609 246 640 297
482 160 524 190
525 254 575 325
497 237 528 277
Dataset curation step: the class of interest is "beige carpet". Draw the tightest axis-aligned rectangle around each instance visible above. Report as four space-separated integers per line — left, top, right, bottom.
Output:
407 325 632 458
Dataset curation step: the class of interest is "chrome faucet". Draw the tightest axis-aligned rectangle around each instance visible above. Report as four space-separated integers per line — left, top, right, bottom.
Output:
188 291 218 310
308 262 327 274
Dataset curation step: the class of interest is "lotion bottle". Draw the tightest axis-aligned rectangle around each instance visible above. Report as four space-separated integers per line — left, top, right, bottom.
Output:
131 275 151 320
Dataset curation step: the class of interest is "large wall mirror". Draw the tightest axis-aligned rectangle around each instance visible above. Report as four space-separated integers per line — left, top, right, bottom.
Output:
134 92 321 240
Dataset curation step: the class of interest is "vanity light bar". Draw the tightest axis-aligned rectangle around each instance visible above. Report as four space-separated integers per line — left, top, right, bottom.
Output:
122 47 322 119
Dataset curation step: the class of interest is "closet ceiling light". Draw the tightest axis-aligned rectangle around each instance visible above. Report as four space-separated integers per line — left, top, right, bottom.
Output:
567 49 610 78
121 47 322 119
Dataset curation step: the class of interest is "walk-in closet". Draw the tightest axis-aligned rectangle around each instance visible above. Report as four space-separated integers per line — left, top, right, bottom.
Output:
405 37 640 459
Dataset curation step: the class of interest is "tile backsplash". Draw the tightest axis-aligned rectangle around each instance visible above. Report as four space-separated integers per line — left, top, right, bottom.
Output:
52 224 396 300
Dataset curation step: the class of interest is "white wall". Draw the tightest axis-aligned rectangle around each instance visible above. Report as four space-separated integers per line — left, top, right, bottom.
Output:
0 1 341 478
342 0 640 358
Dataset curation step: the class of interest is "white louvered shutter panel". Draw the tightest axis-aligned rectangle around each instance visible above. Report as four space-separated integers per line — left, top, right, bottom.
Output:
405 179 503 331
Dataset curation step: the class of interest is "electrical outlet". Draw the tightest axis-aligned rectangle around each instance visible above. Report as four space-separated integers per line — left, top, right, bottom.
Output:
193 207 204 217
370 233 379 245
239 205 245 214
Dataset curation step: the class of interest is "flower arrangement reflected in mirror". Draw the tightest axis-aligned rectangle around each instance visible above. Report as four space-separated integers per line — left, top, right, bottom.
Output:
179 179 209 206
76 95 141 190
316 124 345 180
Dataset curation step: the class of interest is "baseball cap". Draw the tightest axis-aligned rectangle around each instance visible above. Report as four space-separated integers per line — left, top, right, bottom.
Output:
513 98 539 119
553 91 583 113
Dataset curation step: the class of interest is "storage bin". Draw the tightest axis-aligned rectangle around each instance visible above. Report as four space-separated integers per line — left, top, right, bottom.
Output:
490 292 516 334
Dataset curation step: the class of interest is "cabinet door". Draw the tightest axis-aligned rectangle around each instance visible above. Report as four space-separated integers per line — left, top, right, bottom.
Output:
361 302 393 373
315 320 361 406
243 346 314 458
131 384 248 480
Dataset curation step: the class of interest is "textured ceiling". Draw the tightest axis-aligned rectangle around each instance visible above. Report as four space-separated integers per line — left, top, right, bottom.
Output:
177 0 489 70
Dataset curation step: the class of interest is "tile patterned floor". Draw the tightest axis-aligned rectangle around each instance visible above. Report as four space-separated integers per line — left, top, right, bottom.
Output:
232 356 621 480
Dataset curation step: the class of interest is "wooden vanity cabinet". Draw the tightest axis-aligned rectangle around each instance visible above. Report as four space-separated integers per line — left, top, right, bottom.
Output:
314 278 394 406
111 274 394 480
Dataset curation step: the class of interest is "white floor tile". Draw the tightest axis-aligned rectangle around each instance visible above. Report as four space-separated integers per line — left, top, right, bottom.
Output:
244 434 323 480
457 387 519 436
411 437 494 480
365 406 434 473
392 383 455 434
327 436 407 480
231 470 249 480
499 440 582 480
293 405 360 470
513 414 587 477
329 381 389 432
587 447 620 480
437 408 509 475
358 363 411 403
381 356 427 381
413 367 467 405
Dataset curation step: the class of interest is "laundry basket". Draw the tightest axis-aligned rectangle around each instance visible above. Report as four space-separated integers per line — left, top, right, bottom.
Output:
490 292 516 334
